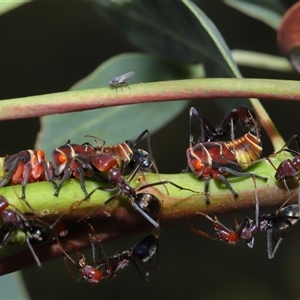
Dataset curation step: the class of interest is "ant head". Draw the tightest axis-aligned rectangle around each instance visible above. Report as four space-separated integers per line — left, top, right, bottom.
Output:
275 159 298 181
80 265 103 284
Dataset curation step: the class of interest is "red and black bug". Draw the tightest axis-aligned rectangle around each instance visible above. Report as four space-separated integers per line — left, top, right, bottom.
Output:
0 150 55 199
187 106 267 204
51 141 98 197
89 129 158 179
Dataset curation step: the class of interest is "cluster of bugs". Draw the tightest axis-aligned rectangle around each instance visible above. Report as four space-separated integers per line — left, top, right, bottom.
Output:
0 93 298 282
0 118 191 281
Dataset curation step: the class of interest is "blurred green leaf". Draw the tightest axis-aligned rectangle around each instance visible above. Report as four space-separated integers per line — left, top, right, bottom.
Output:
223 0 285 30
0 272 29 299
231 50 293 72
37 53 197 156
91 0 242 78
0 0 30 16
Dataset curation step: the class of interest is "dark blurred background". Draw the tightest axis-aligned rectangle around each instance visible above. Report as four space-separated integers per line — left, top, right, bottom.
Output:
1 1 300 299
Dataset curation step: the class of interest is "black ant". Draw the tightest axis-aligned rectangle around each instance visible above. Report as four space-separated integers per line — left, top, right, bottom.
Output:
99 234 159 281
85 160 196 228
268 135 300 194
57 233 158 283
0 195 63 267
190 188 300 258
187 106 267 204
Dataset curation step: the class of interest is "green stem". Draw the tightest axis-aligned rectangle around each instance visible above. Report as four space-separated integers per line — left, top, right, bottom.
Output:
0 151 297 275
1 79 300 121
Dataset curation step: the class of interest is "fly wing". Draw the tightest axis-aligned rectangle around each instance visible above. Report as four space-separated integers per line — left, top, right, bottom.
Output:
117 71 135 83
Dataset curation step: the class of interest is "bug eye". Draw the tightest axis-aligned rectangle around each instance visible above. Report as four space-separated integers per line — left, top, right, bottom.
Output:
195 161 204 171
37 150 45 157
58 154 67 164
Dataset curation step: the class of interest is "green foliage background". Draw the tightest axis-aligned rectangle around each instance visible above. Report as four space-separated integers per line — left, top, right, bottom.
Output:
0 1 300 299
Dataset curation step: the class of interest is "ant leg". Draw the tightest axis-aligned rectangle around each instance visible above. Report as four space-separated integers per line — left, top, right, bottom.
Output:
21 163 32 199
130 200 159 228
25 236 41 267
204 177 211 204
275 135 299 155
137 180 198 194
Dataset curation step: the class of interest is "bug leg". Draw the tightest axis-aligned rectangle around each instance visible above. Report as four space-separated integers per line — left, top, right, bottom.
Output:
218 166 268 182
54 168 72 197
21 163 32 199
204 177 211 204
0 156 23 187
216 173 239 198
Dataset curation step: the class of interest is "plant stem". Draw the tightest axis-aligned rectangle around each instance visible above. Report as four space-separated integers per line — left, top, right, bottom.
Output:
1 78 300 121
0 151 296 275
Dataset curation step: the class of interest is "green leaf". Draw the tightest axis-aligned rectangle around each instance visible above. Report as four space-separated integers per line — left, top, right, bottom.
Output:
223 0 285 30
37 53 196 156
92 0 242 78
0 0 30 16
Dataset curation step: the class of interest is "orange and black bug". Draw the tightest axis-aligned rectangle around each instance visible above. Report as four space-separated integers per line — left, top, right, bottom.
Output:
0 150 55 199
187 106 267 204
89 129 157 179
51 141 98 197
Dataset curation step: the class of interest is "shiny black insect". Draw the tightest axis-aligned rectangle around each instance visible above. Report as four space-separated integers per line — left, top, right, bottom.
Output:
109 71 135 91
